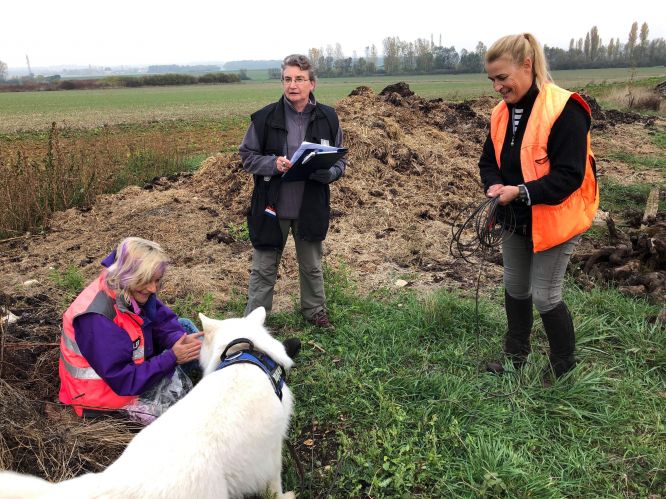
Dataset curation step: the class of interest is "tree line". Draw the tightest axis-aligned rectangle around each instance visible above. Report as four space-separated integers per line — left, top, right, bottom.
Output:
295 22 665 78
0 72 241 92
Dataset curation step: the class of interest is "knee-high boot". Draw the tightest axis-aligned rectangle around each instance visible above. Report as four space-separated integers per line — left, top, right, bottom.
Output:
540 301 576 379
487 291 533 374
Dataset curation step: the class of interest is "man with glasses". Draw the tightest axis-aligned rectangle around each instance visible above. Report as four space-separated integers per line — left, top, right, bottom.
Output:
239 54 346 329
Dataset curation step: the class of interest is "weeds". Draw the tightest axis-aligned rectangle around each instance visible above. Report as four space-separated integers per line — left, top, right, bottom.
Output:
48 266 85 307
226 222 249 242
170 292 217 327
0 123 214 239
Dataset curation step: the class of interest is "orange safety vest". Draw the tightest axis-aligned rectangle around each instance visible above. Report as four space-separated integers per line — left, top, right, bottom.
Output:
490 82 599 252
59 272 145 416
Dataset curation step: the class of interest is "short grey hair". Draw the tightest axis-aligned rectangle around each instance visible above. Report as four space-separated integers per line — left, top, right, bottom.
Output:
281 54 316 81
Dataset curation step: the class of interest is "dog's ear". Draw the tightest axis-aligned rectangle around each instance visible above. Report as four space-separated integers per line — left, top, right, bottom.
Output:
246 306 266 326
282 338 301 359
198 313 214 334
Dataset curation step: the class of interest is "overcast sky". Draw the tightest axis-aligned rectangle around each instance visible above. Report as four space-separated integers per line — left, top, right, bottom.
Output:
3 0 665 69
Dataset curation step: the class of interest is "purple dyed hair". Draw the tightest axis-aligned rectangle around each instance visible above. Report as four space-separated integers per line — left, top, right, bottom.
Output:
105 237 169 298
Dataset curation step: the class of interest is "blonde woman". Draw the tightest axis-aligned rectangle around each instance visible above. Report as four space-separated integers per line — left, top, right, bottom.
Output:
59 237 203 417
478 33 598 383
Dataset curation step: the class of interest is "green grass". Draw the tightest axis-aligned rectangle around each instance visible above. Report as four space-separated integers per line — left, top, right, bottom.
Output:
256 266 665 497
2 67 664 133
599 177 658 214
607 151 666 172
48 266 85 308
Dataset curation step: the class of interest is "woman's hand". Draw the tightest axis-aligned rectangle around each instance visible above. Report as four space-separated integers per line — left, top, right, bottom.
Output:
172 332 204 364
276 156 292 173
486 184 504 198
495 185 520 206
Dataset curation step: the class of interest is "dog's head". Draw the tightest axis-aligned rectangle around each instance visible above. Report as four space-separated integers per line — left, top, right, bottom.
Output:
198 307 295 377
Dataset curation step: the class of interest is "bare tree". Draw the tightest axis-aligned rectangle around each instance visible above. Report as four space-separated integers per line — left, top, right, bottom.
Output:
626 21 638 61
0 60 7 81
590 26 600 61
382 37 401 73
638 22 649 62
368 44 378 73
308 47 324 74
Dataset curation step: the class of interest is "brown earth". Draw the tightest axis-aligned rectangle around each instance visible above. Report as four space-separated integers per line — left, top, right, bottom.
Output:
0 83 664 483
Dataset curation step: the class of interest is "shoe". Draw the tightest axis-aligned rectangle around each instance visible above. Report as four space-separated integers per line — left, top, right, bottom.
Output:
307 309 334 330
540 302 576 383
486 291 533 375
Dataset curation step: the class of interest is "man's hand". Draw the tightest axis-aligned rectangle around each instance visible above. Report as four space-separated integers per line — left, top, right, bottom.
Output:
172 332 203 364
309 167 338 184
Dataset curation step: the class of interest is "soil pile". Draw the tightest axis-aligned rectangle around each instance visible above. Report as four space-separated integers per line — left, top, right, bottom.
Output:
0 82 664 480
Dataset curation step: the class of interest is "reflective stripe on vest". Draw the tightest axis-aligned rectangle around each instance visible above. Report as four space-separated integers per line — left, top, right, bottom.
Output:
63 332 144 361
490 82 598 252
62 332 82 356
60 352 101 380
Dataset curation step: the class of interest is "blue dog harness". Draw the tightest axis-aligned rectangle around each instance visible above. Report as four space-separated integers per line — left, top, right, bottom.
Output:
215 338 286 400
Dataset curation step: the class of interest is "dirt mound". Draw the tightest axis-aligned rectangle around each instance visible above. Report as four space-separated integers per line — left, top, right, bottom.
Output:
581 93 654 128
379 81 415 98
656 80 666 98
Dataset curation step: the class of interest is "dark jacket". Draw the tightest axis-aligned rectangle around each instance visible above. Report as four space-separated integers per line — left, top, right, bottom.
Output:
246 96 340 249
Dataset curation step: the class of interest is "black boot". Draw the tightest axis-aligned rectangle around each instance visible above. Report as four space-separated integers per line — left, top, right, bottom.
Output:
487 291 533 374
540 302 576 384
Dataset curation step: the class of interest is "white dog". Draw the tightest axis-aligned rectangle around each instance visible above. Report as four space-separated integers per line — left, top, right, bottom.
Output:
0 307 296 499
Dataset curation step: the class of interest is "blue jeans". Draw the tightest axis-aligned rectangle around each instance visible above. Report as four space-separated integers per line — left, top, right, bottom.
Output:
178 318 202 375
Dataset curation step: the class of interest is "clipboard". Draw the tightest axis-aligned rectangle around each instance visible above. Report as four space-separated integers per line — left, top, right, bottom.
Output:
282 147 348 182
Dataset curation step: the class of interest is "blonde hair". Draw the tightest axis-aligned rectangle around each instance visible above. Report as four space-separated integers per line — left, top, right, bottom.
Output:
486 33 552 89
105 237 169 300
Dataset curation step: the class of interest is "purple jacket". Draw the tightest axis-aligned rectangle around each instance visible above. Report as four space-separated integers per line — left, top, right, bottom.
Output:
73 252 185 397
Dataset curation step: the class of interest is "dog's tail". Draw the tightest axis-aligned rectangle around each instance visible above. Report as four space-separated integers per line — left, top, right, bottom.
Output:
0 471 57 498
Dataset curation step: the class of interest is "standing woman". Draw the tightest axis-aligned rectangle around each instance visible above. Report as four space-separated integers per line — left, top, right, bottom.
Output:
478 33 598 382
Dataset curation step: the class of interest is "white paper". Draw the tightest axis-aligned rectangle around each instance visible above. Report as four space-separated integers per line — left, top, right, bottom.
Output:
289 141 340 165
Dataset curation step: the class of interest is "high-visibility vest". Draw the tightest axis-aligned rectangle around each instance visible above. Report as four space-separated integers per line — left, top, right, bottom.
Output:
490 82 599 252
59 272 145 416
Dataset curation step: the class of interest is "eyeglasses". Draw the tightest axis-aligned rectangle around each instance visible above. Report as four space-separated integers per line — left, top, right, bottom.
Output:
282 77 310 85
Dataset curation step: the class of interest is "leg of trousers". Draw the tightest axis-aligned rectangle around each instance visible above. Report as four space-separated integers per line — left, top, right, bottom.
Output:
293 220 326 320
245 219 325 319
502 232 580 368
502 232 580 314
244 220 290 317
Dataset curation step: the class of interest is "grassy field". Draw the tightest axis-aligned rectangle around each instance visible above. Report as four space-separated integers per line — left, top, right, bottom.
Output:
1 67 664 133
168 265 666 497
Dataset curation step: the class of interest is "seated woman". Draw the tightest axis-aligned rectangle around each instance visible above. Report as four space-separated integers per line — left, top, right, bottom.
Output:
58 237 203 419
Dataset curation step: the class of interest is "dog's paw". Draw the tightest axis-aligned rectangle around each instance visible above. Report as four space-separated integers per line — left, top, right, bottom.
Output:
281 492 296 499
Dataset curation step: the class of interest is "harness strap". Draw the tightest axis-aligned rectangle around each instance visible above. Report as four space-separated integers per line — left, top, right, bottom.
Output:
216 343 286 400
